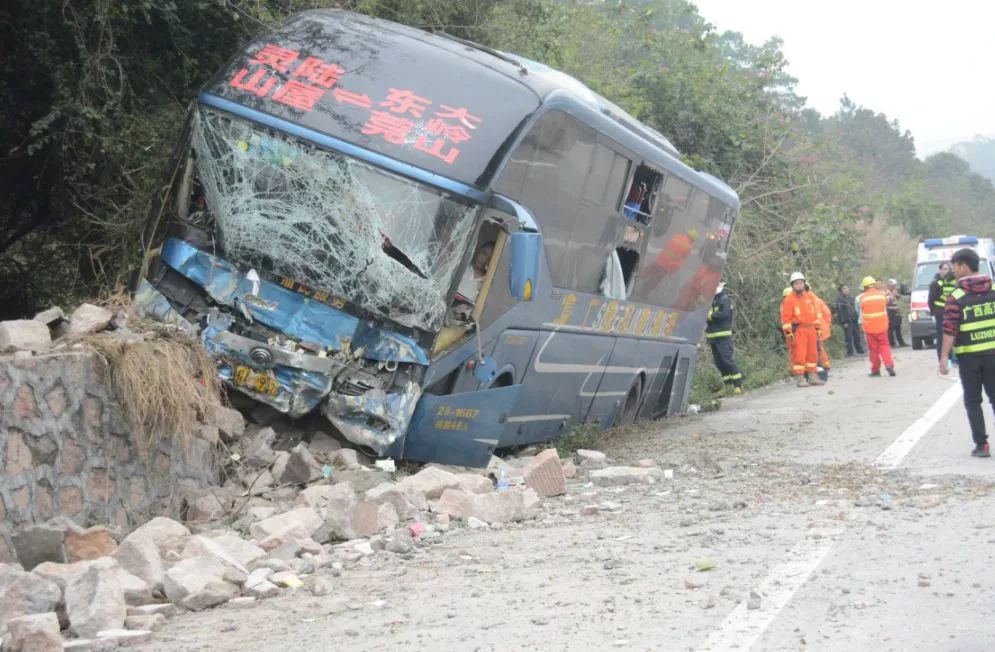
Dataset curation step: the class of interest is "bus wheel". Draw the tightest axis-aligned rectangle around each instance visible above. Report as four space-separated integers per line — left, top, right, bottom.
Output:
618 378 643 426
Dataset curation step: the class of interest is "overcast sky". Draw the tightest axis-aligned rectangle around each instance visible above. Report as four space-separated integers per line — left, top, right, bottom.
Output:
691 0 995 157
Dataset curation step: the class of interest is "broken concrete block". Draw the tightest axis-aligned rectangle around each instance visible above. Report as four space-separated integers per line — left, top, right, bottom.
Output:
127 517 190 559
561 460 578 478
126 603 177 619
575 449 608 468
455 473 494 494
124 613 165 631
65 563 126 638
114 533 164 593
332 469 391 494
0 319 52 353
522 487 541 512
204 533 267 568
244 580 280 599
399 467 461 501
364 483 416 520
589 466 663 487
522 449 567 497
308 576 332 597
181 536 249 574
331 449 363 469
0 563 62 626
12 523 68 570
270 451 291 484
185 492 230 522
66 304 114 337
243 427 278 468
350 501 380 538
116 568 153 607
433 488 471 517
163 557 239 612
33 306 65 326
65 526 118 563
5 612 62 652
250 507 322 543
96 629 153 646
314 483 360 543
376 503 400 532
308 431 342 458
277 443 321 485
206 405 246 441
443 489 526 524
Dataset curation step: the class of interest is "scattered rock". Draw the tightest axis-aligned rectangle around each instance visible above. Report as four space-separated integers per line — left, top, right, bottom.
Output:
65 563 127 638
67 304 114 337
455 473 493 494
65 526 118 563
270 572 303 589
522 449 567 497
0 319 52 353
163 557 240 612
561 461 578 478
244 580 280 599
399 467 461 501
249 507 322 544
268 542 301 562
575 449 607 469
127 518 190 559
331 449 364 470
5 612 63 651
126 604 177 619
124 614 166 631
747 591 762 610
206 405 246 441
467 517 488 529
0 563 62 626
114 533 165 593
243 427 278 468
309 577 333 596
276 443 322 485
96 629 154 646
365 483 417 521
228 597 257 608
441 487 527 524
522 488 541 512
589 467 662 487
33 306 65 326
203 533 267 568
12 523 68 570
634 459 657 468
182 535 249 575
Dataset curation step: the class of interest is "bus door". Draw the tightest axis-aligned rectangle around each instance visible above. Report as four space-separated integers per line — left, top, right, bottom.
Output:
506 329 615 446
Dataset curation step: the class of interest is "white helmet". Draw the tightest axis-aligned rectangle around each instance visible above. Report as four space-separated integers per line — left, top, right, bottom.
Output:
789 271 806 283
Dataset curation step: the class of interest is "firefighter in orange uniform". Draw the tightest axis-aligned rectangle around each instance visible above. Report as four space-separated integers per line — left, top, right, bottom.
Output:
781 287 794 375
858 276 896 377
813 289 833 381
780 272 826 387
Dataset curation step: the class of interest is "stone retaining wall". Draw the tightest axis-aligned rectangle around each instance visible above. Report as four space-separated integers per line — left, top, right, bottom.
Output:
0 351 219 562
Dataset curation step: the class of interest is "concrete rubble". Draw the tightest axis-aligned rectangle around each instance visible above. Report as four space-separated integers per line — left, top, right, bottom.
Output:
2 307 627 649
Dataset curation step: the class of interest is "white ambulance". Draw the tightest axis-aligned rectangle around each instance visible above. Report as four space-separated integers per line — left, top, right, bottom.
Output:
909 235 995 349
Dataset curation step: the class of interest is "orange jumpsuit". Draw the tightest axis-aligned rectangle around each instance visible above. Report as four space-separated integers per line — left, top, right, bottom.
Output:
814 294 832 370
781 290 824 376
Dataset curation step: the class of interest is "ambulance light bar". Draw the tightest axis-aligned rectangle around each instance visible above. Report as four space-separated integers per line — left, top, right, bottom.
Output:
924 236 979 248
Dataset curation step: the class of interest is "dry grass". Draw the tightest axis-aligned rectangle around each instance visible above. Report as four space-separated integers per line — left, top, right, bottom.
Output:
74 294 222 456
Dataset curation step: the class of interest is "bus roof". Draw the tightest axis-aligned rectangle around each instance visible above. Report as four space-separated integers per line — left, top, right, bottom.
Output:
203 9 737 207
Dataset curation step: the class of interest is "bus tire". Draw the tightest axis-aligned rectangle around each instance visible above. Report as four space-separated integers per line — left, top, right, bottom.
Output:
618 377 643 426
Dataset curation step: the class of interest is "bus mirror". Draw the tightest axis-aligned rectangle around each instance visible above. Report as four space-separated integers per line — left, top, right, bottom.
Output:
509 231 541 302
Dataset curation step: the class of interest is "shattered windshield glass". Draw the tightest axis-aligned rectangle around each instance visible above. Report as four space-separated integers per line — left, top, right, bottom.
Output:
191 108 479 331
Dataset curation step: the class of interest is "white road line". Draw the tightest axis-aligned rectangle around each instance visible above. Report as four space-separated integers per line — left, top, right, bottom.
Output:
874 381 963 469
699 529 843 652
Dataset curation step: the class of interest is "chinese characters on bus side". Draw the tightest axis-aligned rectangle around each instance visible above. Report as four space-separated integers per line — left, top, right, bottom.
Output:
227 43 482 166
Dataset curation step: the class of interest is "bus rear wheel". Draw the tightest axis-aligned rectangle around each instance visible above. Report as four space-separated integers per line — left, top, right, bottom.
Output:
618 378 643 426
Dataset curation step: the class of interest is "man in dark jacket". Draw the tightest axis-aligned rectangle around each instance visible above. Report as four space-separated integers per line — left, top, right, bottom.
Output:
706 282 743 394
835 284 864 356
939 248 995 457
928 262 957 361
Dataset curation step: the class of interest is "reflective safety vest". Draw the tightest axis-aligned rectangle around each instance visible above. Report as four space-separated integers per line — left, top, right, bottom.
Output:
859 288 889 334
951 287 995 356
934 277 957 309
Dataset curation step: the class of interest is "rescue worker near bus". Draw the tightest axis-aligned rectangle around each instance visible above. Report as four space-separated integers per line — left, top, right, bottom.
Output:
939 248 995 457
781 287 794 375
928 262 957 363
835 284 865 356
780 272 825 387
886 278 908 348
706 282 743 394
858 276 896 377
813 289 832 382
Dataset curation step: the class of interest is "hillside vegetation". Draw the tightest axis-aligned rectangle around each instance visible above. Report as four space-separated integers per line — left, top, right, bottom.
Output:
2 0 993 390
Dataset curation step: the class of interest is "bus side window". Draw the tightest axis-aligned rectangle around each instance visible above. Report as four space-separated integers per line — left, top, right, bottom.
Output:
628 175 694 306
623 164 663 225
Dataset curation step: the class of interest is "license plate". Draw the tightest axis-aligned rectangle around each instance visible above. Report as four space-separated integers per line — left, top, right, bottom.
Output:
233 365 280 396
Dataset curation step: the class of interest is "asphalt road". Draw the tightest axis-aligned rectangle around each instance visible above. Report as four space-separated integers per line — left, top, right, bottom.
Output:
141 346 995 652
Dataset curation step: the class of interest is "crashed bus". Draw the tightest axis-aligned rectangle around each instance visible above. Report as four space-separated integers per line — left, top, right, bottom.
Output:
136 10 739 467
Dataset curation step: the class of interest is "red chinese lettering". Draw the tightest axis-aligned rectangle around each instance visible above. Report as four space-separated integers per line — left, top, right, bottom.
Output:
379 88 431 117
229 68 277 98
414 135 460 164
435 104 482 130
424 119 473 144
362 111 414 144
292 57 345 88
272 80 325 112
332 88 373 109
248 44 300 73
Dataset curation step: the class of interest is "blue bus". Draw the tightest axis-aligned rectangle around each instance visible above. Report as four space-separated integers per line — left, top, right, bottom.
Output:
136 10 739 467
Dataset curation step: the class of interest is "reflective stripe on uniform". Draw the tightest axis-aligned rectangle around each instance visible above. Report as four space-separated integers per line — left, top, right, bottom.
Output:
722 373 743 381
954 341 995 354
960 318 995 332
863 311 887 318
706 330 732 339
951 288 966 300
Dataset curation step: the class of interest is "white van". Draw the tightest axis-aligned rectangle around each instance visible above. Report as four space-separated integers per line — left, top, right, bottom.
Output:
909 235 995 349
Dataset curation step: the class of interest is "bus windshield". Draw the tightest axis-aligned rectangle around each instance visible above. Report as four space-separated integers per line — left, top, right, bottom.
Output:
192 108 479 331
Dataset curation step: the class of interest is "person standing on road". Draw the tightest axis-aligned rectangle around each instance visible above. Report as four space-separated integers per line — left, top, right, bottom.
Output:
928 262 958 363
939 248 995 457
780 272 825 387
835 284 865 356
705 282 744 395
886 279 908 348
858 276 896 377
